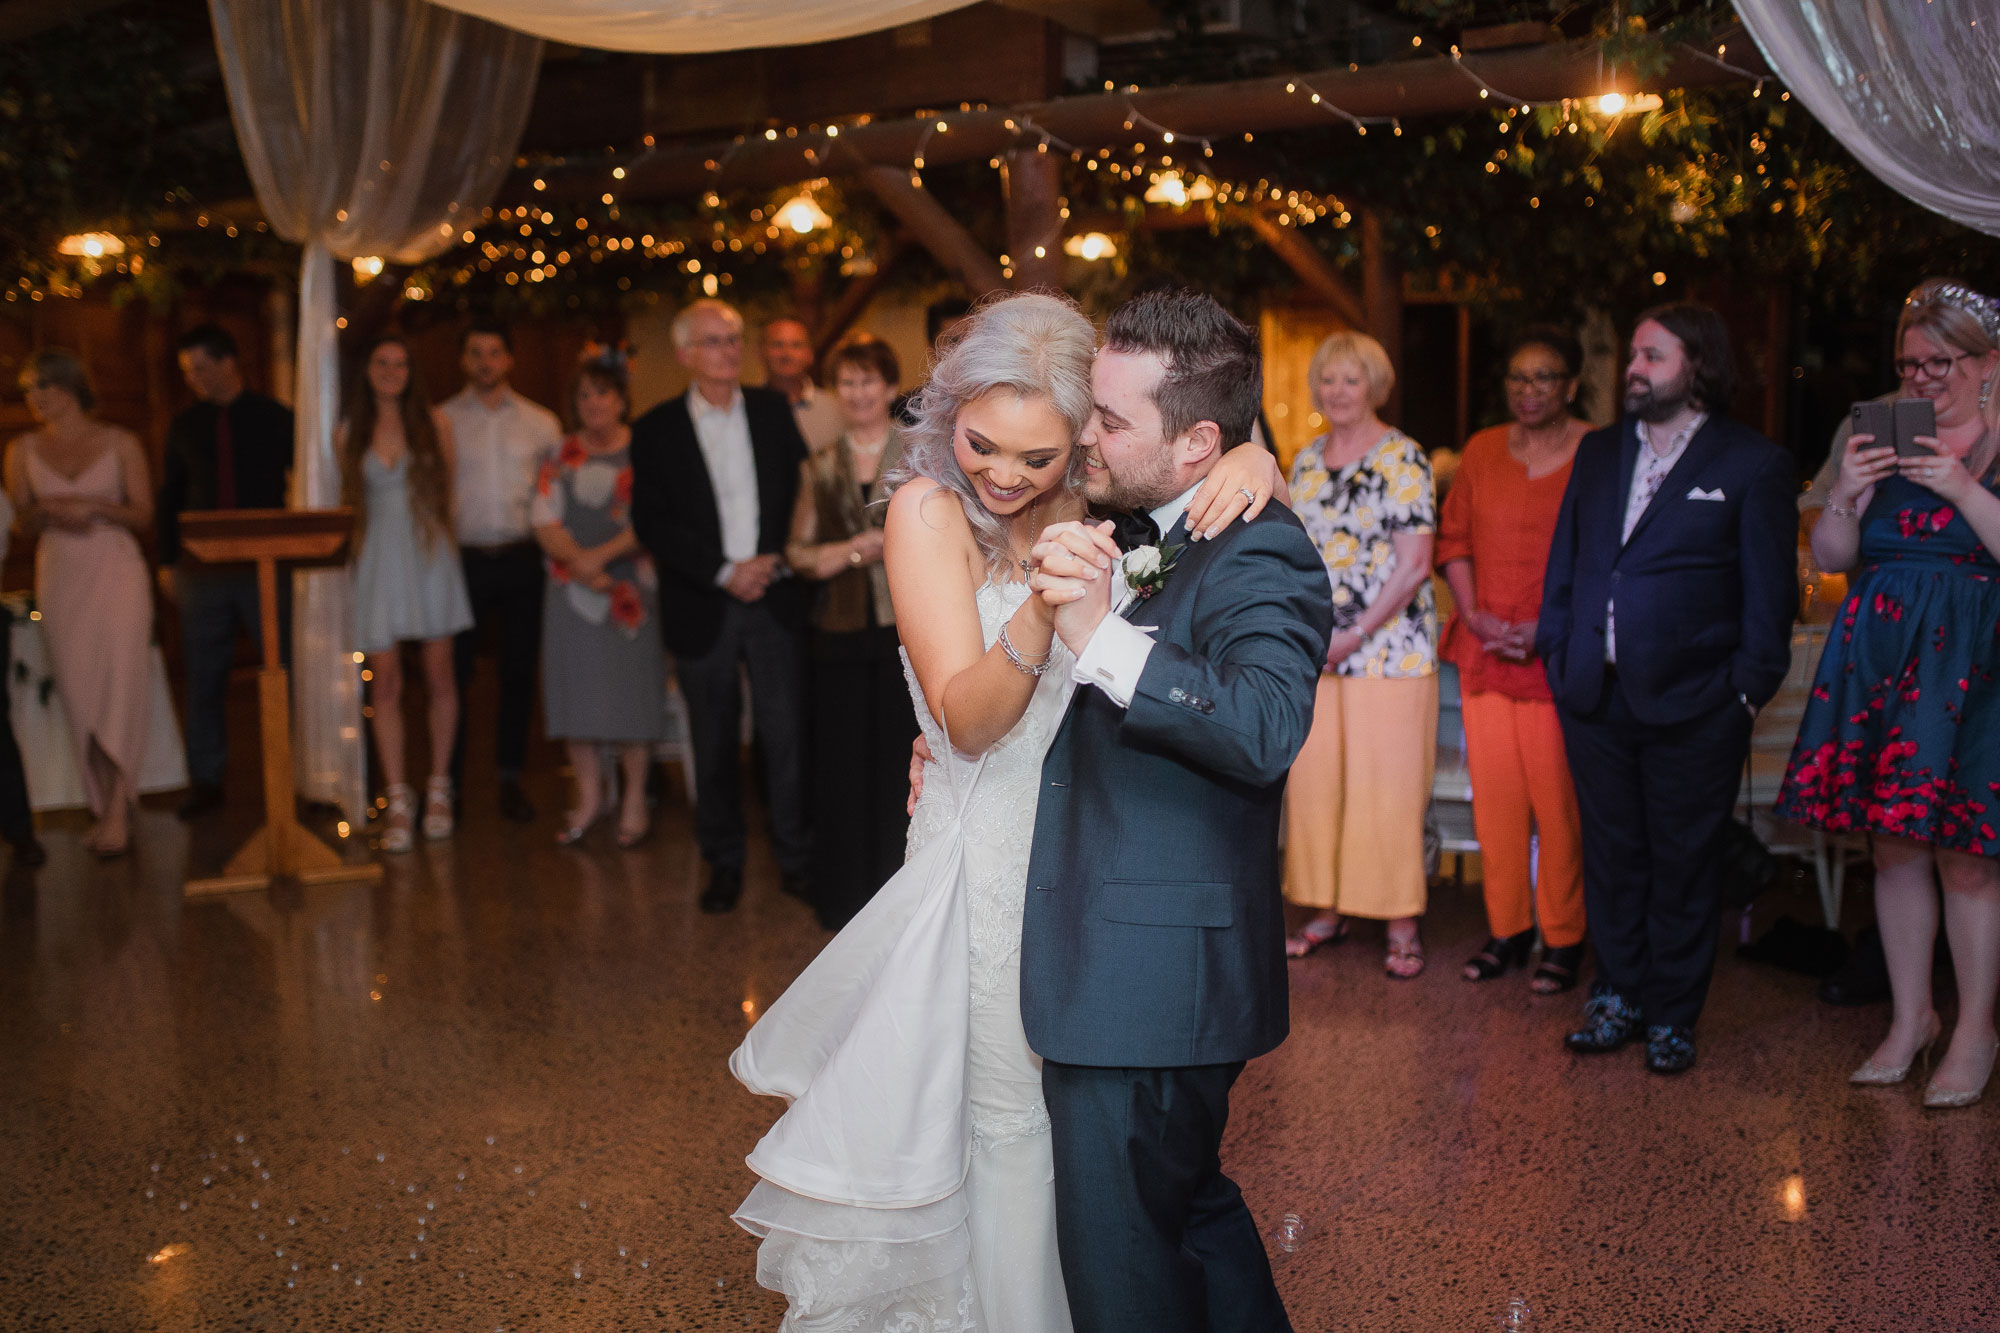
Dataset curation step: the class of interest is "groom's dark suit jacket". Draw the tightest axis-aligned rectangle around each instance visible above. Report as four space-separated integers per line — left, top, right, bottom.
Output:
1020 503 1333 1069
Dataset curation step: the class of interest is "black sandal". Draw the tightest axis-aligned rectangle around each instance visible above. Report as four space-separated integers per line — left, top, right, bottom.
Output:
1462 929 1537 981
1531 943 1586 994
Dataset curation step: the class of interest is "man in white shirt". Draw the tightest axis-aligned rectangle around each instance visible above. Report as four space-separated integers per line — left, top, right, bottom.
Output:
440 323 562 823
630 300 812 913
761 316 844 453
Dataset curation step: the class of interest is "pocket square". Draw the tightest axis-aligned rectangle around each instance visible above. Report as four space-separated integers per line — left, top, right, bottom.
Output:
1687 486 1726 501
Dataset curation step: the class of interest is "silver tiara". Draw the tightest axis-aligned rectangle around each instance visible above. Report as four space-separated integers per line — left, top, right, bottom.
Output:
1907 282 2000 344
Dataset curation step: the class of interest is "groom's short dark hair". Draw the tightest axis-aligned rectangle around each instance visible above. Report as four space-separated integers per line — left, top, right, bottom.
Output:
1102 289 1261 450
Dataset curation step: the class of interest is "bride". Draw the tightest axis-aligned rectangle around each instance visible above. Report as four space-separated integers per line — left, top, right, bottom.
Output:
729 292 1282 1332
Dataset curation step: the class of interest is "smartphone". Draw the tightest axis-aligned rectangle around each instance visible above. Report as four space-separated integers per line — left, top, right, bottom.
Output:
1850 398 1937 458
1893 397 1936 457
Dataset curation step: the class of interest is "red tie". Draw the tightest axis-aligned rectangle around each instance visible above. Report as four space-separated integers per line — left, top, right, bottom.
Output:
215 405 238 509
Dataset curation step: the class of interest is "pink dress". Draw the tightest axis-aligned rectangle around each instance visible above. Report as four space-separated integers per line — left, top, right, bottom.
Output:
26 447 153 815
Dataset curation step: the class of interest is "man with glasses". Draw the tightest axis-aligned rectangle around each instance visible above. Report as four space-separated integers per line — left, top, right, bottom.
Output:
630 300 813 913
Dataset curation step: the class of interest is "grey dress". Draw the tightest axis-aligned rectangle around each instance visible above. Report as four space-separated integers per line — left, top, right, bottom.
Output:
534 437 665 742
351 451 473 654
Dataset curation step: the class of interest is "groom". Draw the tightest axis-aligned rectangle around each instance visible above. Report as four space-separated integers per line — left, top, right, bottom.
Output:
1026 289 1333 1332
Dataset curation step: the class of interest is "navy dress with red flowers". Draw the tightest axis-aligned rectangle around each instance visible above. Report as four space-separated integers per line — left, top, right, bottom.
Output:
1775 472 2000 857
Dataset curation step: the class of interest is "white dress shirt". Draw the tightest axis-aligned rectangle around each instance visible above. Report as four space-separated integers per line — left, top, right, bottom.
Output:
442 386 563 547
1071 481 1205 707
688 386 762 582
1606 413 1705 663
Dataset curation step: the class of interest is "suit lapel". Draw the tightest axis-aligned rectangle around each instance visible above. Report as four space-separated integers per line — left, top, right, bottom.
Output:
1613 419 1641 532
1621 418 1728 551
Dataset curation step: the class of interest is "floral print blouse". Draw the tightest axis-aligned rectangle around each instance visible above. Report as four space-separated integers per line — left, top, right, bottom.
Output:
1288 429 1439 678
530 437 656 639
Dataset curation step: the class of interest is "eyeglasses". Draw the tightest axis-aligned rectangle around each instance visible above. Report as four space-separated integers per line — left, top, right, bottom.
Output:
692 333 743 350
1504 371 1571 390
1894 352 1974 380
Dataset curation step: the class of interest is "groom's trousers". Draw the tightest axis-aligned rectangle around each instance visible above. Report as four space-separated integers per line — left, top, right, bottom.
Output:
1042 1060 1292 1333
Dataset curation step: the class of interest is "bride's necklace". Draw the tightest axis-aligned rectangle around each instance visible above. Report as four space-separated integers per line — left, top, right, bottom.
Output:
1014 496 1043 577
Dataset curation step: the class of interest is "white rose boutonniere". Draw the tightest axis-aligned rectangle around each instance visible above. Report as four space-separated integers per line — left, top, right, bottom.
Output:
1120 542 1183 601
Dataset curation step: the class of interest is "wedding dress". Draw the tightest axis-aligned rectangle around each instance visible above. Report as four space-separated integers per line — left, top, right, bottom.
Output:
731 578 1077 1333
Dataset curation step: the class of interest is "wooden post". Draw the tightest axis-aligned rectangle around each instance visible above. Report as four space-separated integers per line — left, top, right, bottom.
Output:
857 165 1007 296
1003 147 1065 293
813 236 906 361
1239 210 1367 329
1361 208 1405 425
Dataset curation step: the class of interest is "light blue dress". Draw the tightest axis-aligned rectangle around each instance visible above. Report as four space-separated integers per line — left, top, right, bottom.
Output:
351 451 473 654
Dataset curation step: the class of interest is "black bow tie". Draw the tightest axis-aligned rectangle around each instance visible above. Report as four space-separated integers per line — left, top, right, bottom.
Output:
1105 508 1160 552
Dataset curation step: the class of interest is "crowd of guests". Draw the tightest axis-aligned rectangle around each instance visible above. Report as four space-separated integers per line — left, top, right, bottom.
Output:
6 275 1999 1100
1272 277 2000 1100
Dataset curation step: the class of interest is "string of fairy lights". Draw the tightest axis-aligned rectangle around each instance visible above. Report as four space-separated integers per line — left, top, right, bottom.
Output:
9 38 1786 306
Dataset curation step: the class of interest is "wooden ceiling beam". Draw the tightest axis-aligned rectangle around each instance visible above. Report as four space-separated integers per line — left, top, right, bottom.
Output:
520 38 1762 204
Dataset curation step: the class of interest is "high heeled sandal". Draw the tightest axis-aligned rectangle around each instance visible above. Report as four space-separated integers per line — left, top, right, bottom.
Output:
422 776 455 841
555 796 608 847
1922 1032 1998 1108
1285 915 1350 959
380 784 416 853
1850 1014 1942 1086
615 809 652 848
1385 933 1426 980
1462 929 1536 982
1531 943 1586 995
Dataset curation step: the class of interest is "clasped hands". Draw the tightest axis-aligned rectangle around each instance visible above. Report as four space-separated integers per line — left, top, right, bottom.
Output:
1027 519 1124 656
1461 608 1536 662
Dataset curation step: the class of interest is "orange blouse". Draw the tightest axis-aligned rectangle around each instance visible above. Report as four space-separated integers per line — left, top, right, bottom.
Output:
1434 423 1581 700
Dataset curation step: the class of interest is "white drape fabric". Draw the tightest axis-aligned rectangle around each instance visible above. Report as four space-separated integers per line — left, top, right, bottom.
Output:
1738 0 2000 236
426 0 974 53
208 0 542 820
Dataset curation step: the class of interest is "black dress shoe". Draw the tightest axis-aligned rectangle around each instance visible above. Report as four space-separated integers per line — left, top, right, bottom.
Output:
1564 983 1645 1054
8 835 45 868
1645 1024 1697 1074
700 867 743 914
177 784 224 821
498 779 537 825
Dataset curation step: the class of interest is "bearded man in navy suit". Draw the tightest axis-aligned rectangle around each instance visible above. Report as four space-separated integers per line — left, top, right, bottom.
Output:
1537 303 1796 1074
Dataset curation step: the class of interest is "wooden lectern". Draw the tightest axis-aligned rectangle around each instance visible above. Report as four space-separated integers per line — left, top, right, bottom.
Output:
179 508 382 896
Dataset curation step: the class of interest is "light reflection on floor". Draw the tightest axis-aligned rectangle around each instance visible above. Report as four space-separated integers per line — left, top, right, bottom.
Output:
3 779 1998 1331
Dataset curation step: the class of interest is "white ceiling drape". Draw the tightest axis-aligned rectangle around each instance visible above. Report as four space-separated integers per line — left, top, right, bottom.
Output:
209 0 543 823
1737 0 2000 236
424 0 975 53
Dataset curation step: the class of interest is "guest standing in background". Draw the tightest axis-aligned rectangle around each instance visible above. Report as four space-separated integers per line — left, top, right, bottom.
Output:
159 324 293 821
6 351 155 859
1777 280 2000 1107
533 350 664 848
340 337 473 855
783 333 915 929
761 316 844 453
1282 331 1440 979
0 490 44 867
1539 304 1795 1074
630 299 812 914
441 322 562 826
1437 327 1591 992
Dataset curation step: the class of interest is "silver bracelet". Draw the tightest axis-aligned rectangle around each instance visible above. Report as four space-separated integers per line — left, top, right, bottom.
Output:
998 625 1051 677
1824 501 1857 517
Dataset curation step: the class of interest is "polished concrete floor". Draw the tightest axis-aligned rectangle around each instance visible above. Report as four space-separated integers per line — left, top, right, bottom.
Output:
3 713 1999 1331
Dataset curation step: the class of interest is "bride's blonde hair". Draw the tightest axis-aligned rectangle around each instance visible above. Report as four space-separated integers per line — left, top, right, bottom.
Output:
886 291 1097 570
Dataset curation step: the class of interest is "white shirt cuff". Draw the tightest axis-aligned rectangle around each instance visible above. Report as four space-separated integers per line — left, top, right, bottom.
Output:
715 561 735 589
1071 614 1156 708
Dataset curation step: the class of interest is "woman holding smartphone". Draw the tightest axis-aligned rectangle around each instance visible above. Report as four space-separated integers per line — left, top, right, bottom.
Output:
1776 278 2000 1108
